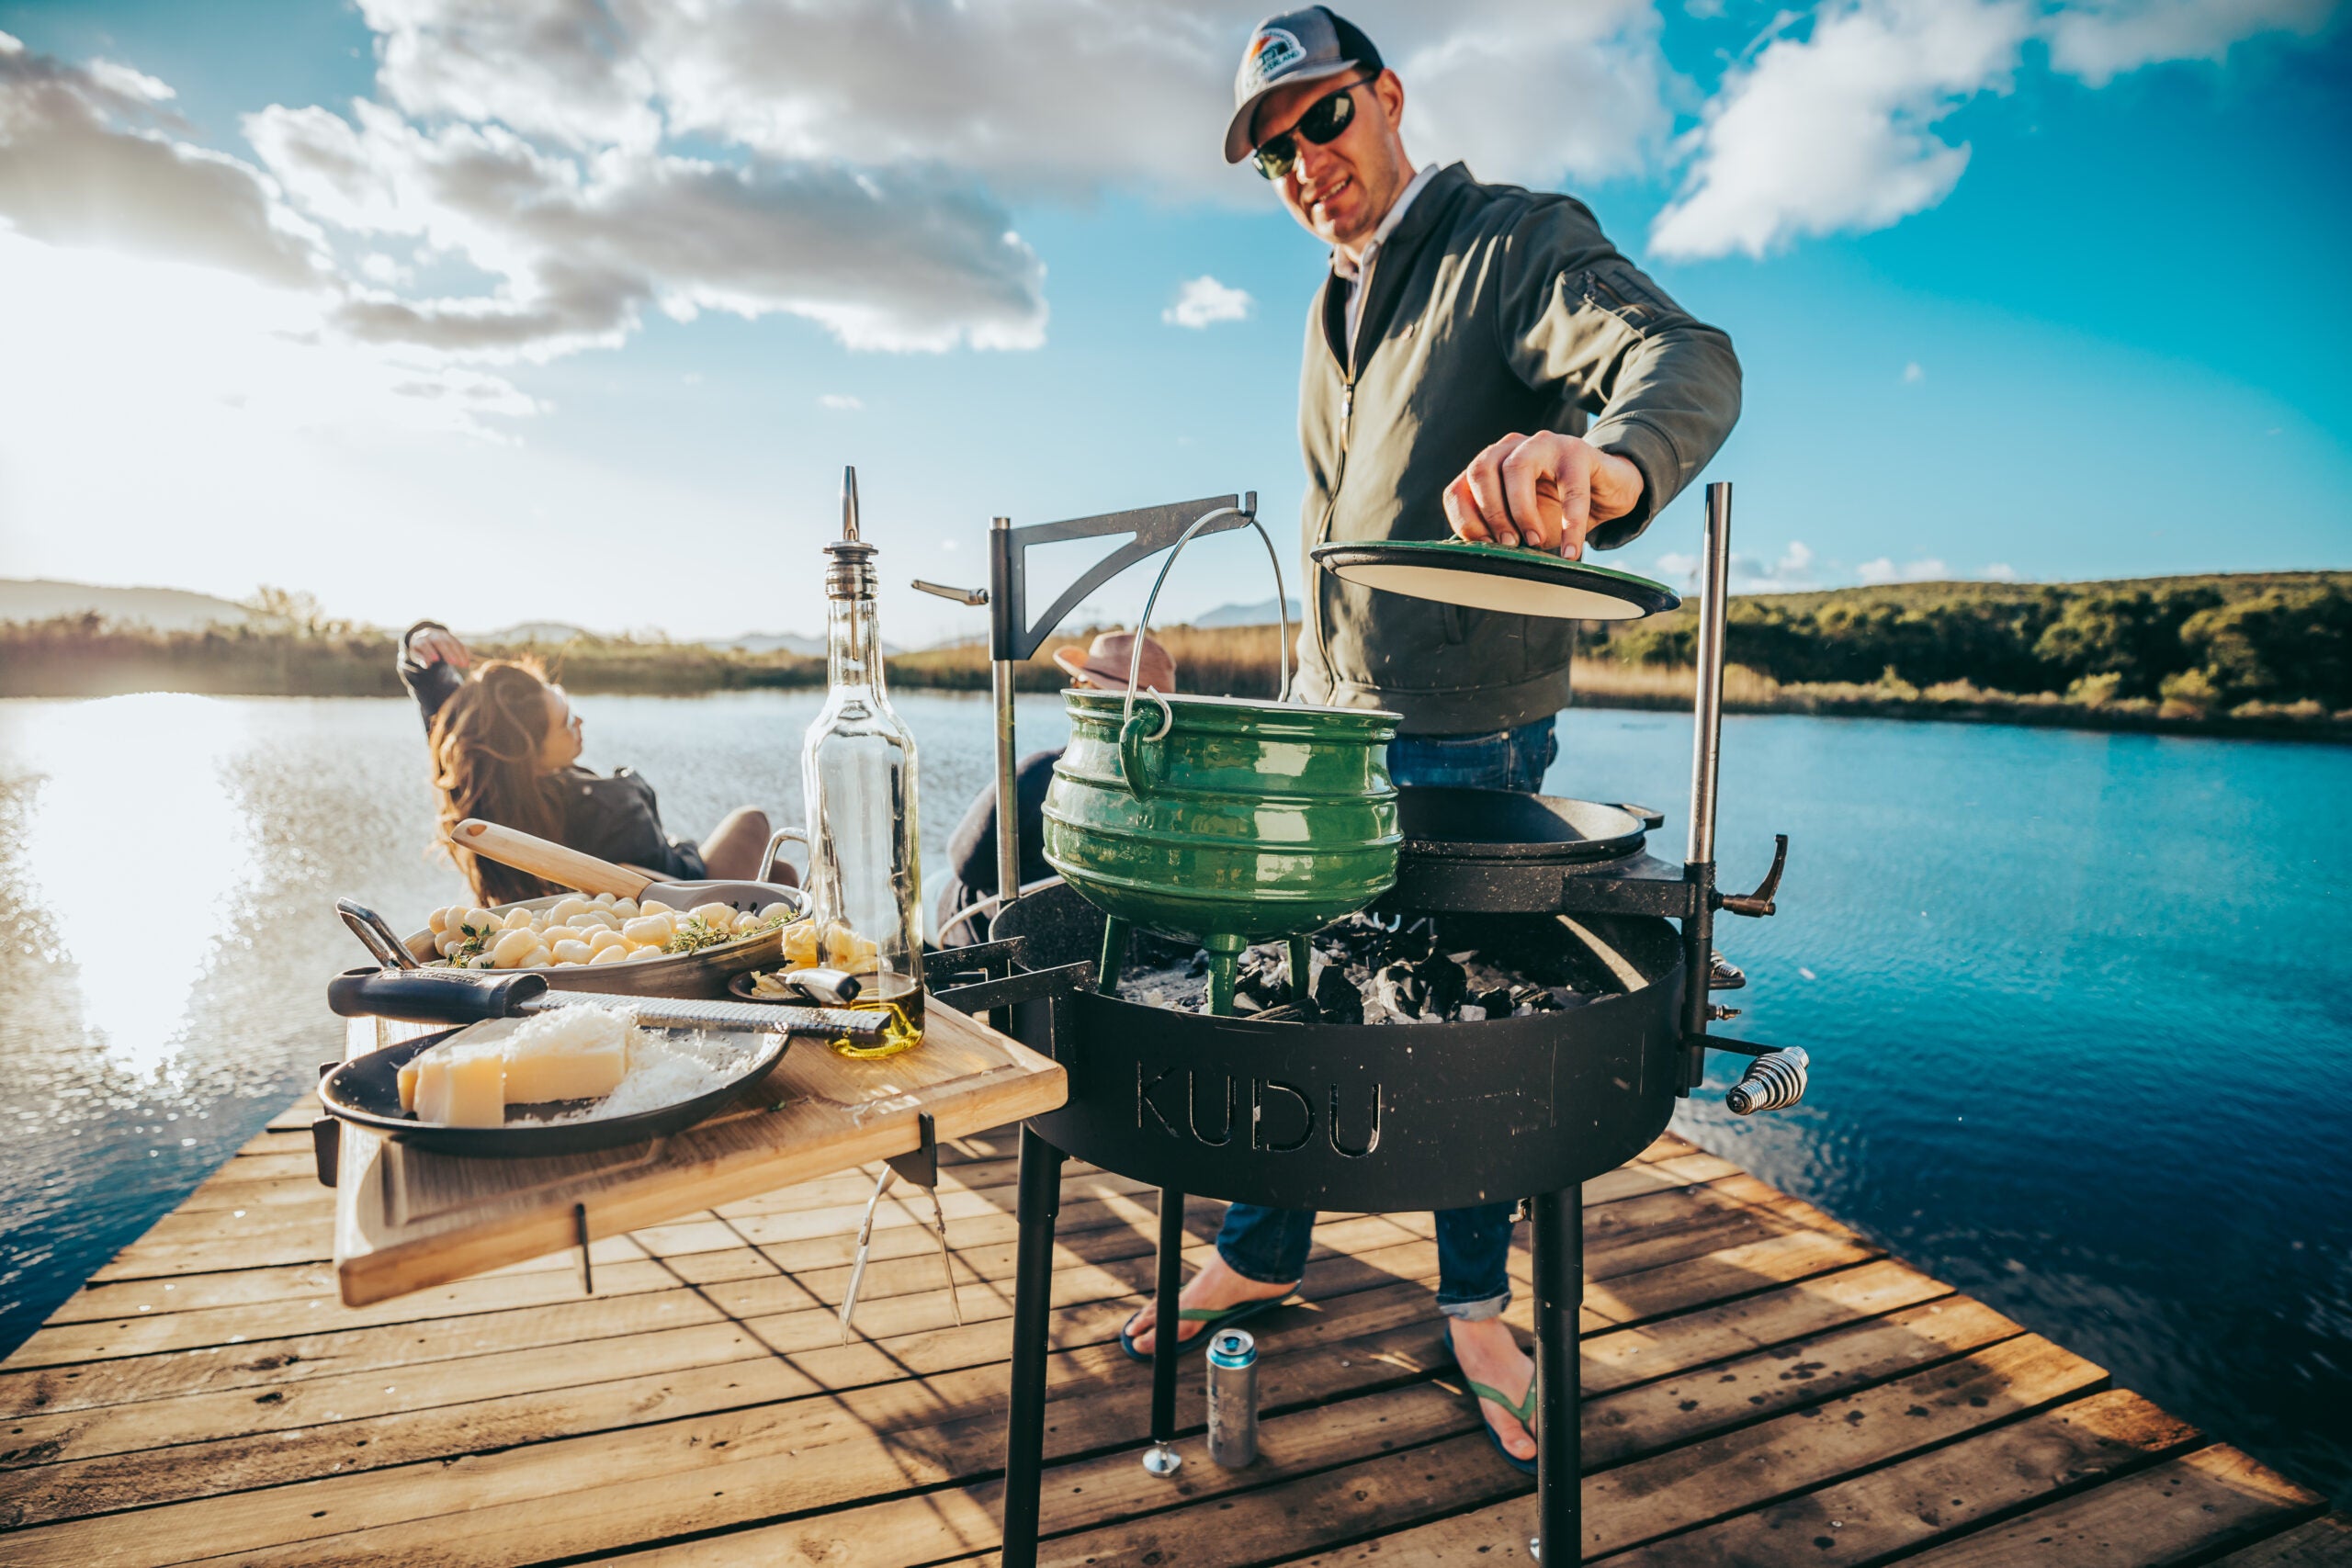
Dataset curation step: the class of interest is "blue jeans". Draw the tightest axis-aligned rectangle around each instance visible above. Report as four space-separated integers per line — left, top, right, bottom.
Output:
1214 714 1558 1320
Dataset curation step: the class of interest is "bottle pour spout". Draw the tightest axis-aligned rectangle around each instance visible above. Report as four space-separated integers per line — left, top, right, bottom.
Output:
842 466 861 542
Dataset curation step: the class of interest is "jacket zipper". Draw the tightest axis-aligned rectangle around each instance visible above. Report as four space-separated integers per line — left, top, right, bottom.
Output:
1310 256 1373 687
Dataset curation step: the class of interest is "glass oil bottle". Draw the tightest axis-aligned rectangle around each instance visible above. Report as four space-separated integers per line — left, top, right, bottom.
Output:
801 466 925 1058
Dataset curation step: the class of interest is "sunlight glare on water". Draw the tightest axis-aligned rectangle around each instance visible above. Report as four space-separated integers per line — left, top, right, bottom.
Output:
15 694 258 1077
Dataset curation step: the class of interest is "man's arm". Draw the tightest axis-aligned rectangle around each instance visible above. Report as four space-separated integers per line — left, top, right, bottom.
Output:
1444 197 1742 557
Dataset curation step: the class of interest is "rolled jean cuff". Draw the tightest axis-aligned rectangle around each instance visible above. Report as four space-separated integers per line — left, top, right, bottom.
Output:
1436 1290 1510 1323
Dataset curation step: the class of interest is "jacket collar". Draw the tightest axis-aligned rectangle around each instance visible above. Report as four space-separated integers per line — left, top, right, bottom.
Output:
1317 162 1475 375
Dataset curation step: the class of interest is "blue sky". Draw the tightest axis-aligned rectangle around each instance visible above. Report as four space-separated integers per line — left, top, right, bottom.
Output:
0 0 2345 645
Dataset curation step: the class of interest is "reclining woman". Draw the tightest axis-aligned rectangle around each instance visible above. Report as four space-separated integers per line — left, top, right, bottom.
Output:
397 621 788 907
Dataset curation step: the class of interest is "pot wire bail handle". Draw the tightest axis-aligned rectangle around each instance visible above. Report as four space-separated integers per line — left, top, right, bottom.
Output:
1119 506 1294 797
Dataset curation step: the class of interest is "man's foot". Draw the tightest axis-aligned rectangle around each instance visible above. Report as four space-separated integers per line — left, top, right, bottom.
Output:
1122 1253 1298 1357
1448 1315 1537 1462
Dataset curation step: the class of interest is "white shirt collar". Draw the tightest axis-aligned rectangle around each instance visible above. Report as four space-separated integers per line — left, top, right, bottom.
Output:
1333 163 1438 282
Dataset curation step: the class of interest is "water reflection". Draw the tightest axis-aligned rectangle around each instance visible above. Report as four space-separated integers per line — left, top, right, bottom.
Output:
15 695 256 1077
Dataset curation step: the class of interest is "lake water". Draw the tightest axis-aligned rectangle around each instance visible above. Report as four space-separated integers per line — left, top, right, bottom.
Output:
2 690 2346 1504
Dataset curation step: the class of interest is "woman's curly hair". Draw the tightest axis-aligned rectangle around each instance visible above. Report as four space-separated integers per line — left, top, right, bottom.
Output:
430 659 568 906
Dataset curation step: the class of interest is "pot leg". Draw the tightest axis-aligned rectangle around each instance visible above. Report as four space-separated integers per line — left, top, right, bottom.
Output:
1096 916 1129 994
1205 933 1245 1016
1286 935 1314 1005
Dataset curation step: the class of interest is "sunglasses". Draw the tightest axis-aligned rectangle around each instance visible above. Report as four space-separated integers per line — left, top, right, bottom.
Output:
1251 73 1378 181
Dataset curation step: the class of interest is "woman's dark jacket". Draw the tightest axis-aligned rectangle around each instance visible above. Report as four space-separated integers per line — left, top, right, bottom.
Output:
398 621 707 882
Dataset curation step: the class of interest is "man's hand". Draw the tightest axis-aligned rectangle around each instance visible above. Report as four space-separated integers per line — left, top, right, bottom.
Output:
1442 432 1644 558
409 626 471 670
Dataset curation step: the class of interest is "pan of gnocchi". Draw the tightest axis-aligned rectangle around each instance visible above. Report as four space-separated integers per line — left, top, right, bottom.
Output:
401 886 811 1000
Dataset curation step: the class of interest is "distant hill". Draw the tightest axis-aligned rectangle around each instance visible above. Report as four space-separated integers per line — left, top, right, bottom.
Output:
1191 596 1303 628
0 579 252 632
707 631 830 657
473 621 602 644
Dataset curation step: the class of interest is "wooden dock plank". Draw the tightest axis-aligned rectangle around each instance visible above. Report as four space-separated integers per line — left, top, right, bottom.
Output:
1894 1442 2325 1565
0 1089 2330 1568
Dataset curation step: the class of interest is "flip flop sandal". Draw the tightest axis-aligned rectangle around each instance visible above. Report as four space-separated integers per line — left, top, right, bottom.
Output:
1444 1323 1539 1476
1118 1290 1296 1364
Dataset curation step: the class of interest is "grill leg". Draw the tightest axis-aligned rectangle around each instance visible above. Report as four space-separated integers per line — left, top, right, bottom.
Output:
1532 1186 1583 1562
1204 932 1245 1017
1286 935 1314 1005
1143 1184 1185 1476
1001 1126 1064 1567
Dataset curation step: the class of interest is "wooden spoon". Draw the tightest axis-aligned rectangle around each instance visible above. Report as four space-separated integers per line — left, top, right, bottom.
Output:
450 818 806 917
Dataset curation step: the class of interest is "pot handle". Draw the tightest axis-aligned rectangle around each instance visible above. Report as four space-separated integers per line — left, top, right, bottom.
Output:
1119 505 1294 748
1117 694 1174 800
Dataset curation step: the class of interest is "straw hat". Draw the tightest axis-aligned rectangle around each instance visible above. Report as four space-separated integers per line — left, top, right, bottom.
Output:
1053 630 1177 694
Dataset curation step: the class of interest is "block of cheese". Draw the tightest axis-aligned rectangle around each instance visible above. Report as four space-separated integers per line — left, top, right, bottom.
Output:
413 1042 507 1127
502 1007 630 1103
399 1019 519 1114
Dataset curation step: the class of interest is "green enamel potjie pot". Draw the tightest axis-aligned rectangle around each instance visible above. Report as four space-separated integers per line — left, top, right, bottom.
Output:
1042 689 1402 973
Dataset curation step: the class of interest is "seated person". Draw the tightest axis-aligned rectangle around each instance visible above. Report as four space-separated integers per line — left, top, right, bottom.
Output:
397 621 787 906
934 630 1175 946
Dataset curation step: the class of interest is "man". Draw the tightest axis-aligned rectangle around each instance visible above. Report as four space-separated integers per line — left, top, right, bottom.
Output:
1119 8 1742 1473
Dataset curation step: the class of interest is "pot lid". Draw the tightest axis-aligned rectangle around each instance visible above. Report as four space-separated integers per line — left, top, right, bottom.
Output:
1310 540 1679 621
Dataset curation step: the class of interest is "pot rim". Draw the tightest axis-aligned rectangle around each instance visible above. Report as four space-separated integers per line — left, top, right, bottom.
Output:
1065 688 1401 726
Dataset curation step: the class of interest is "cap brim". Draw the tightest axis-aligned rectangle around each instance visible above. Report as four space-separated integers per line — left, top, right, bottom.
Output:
1224 59 1362 164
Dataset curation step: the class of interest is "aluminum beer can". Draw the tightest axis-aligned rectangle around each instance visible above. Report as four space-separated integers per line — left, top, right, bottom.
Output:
1205 1328 1259 1468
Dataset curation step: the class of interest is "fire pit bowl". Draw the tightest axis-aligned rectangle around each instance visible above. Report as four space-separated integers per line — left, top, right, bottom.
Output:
1042 689 1402 959
998 879 1686 1212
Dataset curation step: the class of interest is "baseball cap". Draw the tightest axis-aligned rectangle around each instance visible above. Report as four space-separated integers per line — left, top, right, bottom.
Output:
1225 7 1385 164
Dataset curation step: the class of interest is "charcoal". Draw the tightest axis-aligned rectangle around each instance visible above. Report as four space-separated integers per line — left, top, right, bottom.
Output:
1186 950 1211 977
1473 986 1515 1017
1509 981 1560 1012
1374 961 1429 1020
1253 1001 1317 1024
1414 953 1468 1019
1315 963 1364 1021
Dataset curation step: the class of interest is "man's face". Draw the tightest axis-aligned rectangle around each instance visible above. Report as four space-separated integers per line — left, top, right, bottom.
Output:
1253 68 1408 251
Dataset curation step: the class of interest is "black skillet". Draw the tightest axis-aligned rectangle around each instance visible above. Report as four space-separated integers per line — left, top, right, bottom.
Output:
319 1025 793 1158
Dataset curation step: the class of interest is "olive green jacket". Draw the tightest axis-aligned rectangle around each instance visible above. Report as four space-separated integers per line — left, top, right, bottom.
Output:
1294 163 1742 733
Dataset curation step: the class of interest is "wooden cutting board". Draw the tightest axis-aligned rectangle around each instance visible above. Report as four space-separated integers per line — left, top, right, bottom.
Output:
331 1001 1067 1307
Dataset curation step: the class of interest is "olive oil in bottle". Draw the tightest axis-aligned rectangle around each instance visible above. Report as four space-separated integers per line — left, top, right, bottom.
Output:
802 467 925 1059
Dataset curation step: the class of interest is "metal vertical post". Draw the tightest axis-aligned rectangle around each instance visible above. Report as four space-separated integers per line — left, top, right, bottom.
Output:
1001 1126 1065 1566
989 515 1022 921
1687 483 1732 870
1679 482 1734 1093
1142 1187 1186 1476
1531 1187 1583 1562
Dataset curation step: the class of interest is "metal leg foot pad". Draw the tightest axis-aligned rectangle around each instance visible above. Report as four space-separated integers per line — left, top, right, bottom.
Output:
1141 1443 1183 1478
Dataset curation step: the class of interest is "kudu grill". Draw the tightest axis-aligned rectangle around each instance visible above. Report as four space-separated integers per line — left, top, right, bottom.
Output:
914 482 1804 1563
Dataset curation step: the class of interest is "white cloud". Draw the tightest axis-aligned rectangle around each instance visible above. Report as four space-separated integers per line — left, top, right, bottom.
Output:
245 102 1047 359
1652 0 2027 260
2047 0 2338 85
1903 360 1926 383
1857 555 1951 584
1163 275 1253 329
818 392 864 411
1652 0 2340 260
1657 538 1822 592
1983 561 2019 581
352 0 1674 199
0 30 327 287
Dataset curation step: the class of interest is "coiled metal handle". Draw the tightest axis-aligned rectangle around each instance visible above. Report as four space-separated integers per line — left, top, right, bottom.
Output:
1114 503 1293 800
1725 1047 1809 1115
